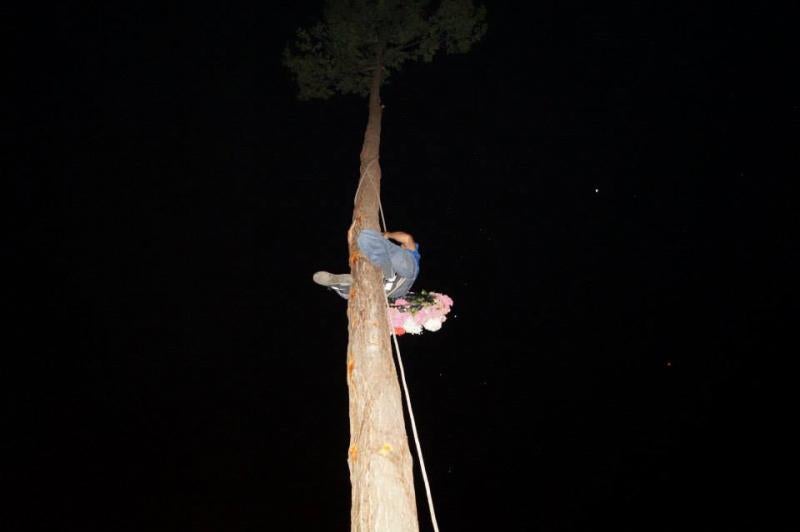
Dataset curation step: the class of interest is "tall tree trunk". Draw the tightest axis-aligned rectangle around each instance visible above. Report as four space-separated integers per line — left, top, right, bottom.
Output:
346 56 419 532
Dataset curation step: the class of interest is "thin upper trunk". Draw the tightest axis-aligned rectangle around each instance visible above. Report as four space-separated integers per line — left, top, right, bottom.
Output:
346 53 420 532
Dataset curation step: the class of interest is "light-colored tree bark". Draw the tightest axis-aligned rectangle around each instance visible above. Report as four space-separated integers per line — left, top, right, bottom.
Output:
345 56 419 532
285 5 485 529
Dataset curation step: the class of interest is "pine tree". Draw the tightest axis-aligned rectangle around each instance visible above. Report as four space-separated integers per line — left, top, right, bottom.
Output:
285 2 485 530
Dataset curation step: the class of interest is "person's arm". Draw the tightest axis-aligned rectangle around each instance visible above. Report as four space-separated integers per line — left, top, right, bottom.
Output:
383 231 417 251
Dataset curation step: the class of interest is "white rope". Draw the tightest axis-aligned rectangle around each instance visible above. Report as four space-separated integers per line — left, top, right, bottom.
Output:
355 164 441 532
354 158 387 231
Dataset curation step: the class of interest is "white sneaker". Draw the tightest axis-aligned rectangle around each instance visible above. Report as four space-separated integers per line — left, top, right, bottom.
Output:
313 271 352 287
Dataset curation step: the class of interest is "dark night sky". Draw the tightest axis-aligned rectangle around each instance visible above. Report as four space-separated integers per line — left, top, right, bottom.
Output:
8 2 798 531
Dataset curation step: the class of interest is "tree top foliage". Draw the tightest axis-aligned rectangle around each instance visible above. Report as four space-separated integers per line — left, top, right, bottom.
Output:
284 0 487 100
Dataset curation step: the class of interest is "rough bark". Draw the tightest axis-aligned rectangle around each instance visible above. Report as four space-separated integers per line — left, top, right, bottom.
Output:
346 56 419 532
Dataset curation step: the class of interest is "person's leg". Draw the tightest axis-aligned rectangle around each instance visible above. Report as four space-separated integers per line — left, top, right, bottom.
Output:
388 246 418 280
356 229 395 278
314 228 402 298
313 271 352 299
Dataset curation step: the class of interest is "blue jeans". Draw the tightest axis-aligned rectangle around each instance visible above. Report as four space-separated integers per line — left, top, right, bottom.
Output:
357 229 418 280
335 229 419 299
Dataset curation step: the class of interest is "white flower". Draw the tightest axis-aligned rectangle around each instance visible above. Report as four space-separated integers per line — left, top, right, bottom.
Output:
422 318 443 332
403 316 423 335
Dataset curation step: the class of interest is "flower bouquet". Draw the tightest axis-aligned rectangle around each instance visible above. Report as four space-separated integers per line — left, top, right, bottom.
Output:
388 290 454 336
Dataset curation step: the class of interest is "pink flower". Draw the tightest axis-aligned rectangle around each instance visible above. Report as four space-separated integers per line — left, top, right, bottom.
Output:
414 307 432 323
386 291 453 335
388 308 407 328
434 293 453 310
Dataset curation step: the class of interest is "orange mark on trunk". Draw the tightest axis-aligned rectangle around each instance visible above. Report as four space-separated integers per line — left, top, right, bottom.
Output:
347 358 355 379
348 445 359 462
349 250 364 267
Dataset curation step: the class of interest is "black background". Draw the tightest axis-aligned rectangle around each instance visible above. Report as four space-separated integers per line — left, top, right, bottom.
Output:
8 1 798 530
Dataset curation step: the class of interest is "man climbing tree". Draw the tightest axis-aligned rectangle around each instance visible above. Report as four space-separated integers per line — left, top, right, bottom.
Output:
313 229 421 300
284 2 485 530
